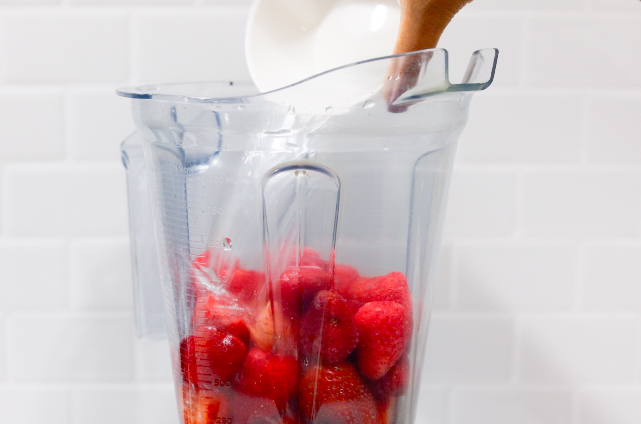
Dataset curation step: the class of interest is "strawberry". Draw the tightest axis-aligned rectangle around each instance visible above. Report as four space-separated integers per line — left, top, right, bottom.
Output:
286 247 328 269
191 250 246 296
299 290 359 364
248 302 276 351
299 362 378 424
180 326 247 390
181 336 201 387
347 272 412 312
226 268 265 305
368 354 410 400
192 293 251 345
193 249 217 268
278 266 332 316
230 392 281 424
376 396 396 424
235 348 298 412
191 250 239 299
181 384 231 424
332 264 360 298
354 301 411 380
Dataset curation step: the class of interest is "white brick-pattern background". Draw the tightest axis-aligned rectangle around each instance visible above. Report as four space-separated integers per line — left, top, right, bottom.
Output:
0 1 640 423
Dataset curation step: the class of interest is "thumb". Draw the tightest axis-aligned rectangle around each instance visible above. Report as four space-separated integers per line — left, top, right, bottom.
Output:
393 0 473 54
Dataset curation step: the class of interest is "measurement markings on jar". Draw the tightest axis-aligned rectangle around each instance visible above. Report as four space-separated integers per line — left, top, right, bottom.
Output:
185 175 239 184
187 206 224 215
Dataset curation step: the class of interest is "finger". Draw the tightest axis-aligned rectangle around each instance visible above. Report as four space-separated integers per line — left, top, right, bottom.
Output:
385 0 472 111
394 0 473 53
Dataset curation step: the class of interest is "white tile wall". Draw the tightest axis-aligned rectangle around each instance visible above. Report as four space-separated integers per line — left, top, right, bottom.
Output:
0 89 65 161
579 243 641 311
517 315 638 385
4 164 129 237
66 89 136 162
453 242 576 312
587 95 641 163
423 314 515 384
0 386 71 424
7 313 135 382
0 239 68 309
578 388 641 424
4 11 129 83
451 387 574 424
457 93 584 163
0 0 640 423
132 7 251 83
71 385 178 424
442 169 518 238
527 16 641 89
521 170 641 238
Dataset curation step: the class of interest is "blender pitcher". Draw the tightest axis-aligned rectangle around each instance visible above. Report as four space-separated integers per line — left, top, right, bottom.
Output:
119 48 497 424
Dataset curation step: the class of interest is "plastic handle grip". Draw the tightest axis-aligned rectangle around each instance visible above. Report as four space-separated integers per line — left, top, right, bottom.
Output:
121 132 167 339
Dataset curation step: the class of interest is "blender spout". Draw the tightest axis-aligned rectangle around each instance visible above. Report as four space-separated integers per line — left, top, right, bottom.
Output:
388 48 498 109
460 48 499 88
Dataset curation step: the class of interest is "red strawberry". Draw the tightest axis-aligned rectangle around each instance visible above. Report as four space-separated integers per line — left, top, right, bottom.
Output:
230 392 281 424
299 290 359 364
278 266 332 316
191 250 239 297
376 396 396 424
347 272 412 312
332 264 360 298
181 384 231 424
299 362 378 424
192 293 251 345
354 301 411 380
368 354 410 400
235 348 298 412
181 336 197 384
227 268 265 305
180 326 247 390
286 247 328 269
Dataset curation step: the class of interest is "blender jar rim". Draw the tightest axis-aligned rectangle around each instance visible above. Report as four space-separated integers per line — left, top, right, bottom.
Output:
116 47 498 105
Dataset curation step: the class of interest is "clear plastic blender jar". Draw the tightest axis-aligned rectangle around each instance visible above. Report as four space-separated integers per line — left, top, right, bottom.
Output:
119 48 497 424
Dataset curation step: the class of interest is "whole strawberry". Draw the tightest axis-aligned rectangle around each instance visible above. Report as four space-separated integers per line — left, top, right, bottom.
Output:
180 326 247 390
347 272 412 313
332 264 360 299
278 266 332 316
299 290 359 364
354 301 411 381
191 250 239 299
235 348 298 412
299 362 378 424
368 354 410 400
286 247 328 269
226 268 266 306
192 293 251 346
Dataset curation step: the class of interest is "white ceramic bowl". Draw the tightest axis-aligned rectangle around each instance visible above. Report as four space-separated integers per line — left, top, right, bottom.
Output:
246 0 401 93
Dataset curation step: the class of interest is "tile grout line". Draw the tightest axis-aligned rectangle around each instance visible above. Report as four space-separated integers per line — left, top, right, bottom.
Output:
573 243 585 314
511 313 522 387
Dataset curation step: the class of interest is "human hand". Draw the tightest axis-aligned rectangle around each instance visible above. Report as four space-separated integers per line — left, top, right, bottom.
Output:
394 0 473 53
385 0 472 112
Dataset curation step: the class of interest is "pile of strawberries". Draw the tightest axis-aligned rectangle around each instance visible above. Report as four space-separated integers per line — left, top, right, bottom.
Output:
179 248 413 424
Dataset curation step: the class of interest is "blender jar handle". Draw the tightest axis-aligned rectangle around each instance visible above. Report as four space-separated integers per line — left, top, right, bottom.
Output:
121 132 167 339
